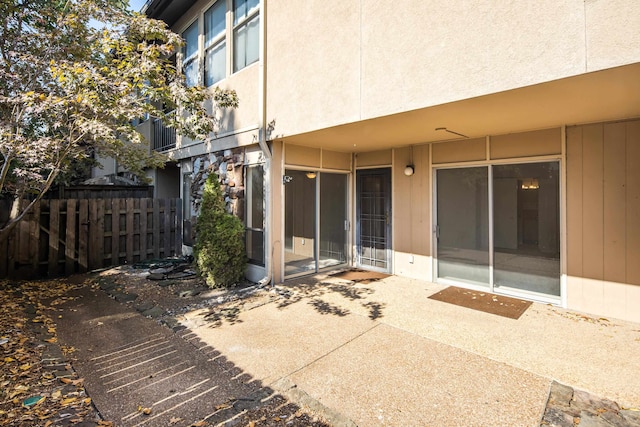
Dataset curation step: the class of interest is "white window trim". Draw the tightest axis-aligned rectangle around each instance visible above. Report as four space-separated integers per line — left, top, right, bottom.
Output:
204 1 227 86
181 19 201 87
232 0 260 73
233 0 259 28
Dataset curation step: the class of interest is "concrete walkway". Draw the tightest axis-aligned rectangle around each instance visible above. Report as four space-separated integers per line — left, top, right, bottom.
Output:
55 285 330 426
178 274 640 426
53 272 640 426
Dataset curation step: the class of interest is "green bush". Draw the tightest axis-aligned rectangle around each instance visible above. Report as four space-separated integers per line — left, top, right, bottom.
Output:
194 172 246 288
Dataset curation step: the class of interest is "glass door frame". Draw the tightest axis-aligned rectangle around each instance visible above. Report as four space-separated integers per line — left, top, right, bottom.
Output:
432 157 563 304
283 166 351 279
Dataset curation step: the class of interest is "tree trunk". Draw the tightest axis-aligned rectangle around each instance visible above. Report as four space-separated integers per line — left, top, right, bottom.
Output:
0 197 21 244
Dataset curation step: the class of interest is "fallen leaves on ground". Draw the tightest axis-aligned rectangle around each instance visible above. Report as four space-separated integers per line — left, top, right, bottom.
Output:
0 278 105 426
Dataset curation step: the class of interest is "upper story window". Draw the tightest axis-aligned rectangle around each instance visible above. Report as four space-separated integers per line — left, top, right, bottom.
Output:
233 0 259 72
182 21 199 87
204 1 226 86
180 0 260 87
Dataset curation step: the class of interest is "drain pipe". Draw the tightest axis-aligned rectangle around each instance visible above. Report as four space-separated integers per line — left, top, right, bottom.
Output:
256 0 272 287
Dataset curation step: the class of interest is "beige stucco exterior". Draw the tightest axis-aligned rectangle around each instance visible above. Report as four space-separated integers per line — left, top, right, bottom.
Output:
167 0 262 161
133 0 640 323
261 1 640 323
266 0 640 142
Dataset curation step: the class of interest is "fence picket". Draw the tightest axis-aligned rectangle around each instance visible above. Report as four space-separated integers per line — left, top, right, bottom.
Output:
163 199 171 258
95 199 105 269
126 198 134 264
139 198 148 261
48 200 60 276
175 199 183 254
65 200 76 275
153 199 160 259
31 201 42 273
111 199 120 266
1 197 182 278
17 201 29 265
78 199 89 272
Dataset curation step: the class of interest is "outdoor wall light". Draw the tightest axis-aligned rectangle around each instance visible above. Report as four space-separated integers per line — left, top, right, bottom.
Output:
306 171 317 179
404 165 415 176
521 178 539 190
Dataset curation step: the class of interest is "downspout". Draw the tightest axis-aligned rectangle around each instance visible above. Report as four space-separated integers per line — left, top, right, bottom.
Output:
257 0 272 286
257 0 271 160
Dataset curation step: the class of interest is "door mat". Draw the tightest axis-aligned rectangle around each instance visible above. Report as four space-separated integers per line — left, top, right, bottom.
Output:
428 286 532 319
330 269 390 284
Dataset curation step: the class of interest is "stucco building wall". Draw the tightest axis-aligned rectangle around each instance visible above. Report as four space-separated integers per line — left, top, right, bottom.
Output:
266 0 640 140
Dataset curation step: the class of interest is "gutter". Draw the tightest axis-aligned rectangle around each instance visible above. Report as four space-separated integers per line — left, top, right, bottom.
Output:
257 0 272 286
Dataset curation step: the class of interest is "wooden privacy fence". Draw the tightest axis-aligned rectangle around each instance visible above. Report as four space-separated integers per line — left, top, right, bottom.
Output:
0 198 182 279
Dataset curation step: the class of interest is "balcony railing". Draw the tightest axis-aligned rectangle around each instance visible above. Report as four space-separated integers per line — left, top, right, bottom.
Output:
152 117 176 152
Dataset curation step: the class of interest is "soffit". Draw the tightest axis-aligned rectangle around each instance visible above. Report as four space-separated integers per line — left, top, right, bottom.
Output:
143 0 197 26
277 62 640 152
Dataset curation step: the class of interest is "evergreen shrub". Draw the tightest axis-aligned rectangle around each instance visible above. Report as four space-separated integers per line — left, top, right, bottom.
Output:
194 172 246 288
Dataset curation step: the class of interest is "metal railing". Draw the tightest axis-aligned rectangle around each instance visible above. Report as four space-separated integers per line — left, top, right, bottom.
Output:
152 117 176 152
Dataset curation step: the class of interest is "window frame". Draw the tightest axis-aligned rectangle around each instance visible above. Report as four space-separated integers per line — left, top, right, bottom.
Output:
204 0 227 86
181 19 200 87
232 0 260 72
245 163 265 266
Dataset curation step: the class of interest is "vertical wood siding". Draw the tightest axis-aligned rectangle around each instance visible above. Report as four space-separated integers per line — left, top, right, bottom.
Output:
566 119 640 322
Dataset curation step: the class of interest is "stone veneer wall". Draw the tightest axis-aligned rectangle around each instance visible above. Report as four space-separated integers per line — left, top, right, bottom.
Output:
190 147 246 222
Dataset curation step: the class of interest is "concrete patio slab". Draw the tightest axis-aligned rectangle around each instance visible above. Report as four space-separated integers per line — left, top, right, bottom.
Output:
179 273 640 426
289 323 549 426
181 295 377 385
328 275 640 407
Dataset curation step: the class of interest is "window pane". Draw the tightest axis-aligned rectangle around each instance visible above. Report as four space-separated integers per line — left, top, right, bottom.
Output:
436 167 490 285
233 24 247 71
233 15 259 71
247 165 264 228
183 58 198 87
183 174 193 246
246 165 264 266
205 1 225 45
493 162 560 296
234 0 259 25
320 173 347 267
205 42 226 86
246 15 259 65
246 229 264 266
284 170 316 276
182 21 198 59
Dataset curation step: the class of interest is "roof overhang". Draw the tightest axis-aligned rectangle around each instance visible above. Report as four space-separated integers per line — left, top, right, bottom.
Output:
277 62 640 152
142 0 197 27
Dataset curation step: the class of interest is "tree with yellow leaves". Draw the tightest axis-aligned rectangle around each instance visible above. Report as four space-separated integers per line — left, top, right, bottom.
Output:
0 0 238 241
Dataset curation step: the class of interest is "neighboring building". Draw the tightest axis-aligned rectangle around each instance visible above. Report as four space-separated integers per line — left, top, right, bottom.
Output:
138 0 640 323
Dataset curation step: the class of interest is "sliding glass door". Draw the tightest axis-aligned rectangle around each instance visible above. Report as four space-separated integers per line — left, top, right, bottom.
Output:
492 162 560 296
436 167 489 286
435 161 560 298
284 170 348 277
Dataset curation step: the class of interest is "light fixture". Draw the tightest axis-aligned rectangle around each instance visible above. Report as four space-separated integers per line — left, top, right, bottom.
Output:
404 145 415 176
521 178 539 190
306 171 317 179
